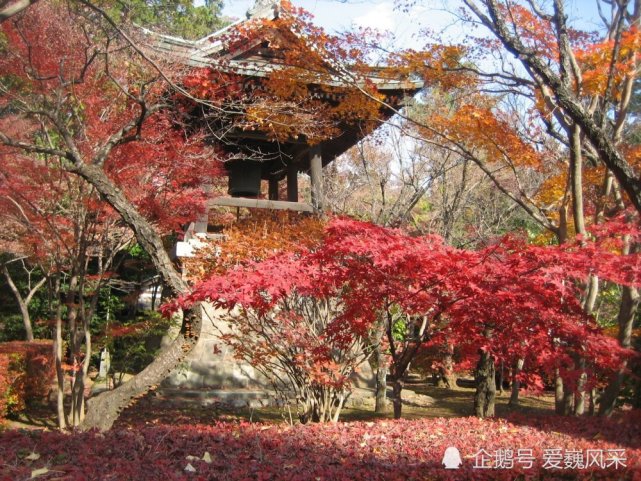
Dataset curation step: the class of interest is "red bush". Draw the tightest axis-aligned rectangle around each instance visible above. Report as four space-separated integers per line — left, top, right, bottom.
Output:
0 341 54 418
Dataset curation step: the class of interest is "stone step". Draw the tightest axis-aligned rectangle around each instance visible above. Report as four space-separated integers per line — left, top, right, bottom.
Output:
156 388 279 409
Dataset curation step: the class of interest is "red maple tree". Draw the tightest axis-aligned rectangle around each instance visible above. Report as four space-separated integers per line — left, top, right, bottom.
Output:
178 217 638 420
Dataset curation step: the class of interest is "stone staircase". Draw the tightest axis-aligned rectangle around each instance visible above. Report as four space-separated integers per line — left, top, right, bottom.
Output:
156 387 279 409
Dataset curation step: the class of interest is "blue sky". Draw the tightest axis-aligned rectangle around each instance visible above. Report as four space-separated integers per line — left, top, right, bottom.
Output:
221 0 459 48
221 0 605 44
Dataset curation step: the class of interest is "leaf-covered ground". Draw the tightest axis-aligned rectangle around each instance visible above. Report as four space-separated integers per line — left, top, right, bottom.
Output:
1 412 639 481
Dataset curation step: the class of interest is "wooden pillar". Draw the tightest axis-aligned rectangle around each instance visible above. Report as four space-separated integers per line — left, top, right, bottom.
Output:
287 162 298 202
268 178 279 201
309 145 323 211
193 213 209 235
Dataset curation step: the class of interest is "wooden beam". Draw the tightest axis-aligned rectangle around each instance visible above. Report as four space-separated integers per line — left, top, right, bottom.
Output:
287 162 298 202
309 145 323 211
268 178 279 200
208 197 313 213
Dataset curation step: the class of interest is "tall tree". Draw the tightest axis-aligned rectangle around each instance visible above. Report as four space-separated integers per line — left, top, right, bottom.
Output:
180 217 637 419
0 0 223 430
338 0 641 413
0 257 46 341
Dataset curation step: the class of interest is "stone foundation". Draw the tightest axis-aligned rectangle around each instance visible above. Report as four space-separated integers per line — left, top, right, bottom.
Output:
163 303 375 398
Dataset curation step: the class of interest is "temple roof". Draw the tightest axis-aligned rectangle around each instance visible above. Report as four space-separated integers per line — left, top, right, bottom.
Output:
140 0 424 93
140 0 424 195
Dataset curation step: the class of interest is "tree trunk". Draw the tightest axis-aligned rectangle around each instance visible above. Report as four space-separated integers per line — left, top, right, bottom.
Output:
497 360 504 395
563 390 574 416
53 277 67 430
79 305 201 432
392 378 403 419
599 284 639 416
2 263 45 341
508 358 524 407
64 162 197 432
589 388 597 416
574 358 587 416
71 325 91 426
474 349 496 418
441 346 456 390
568 125 589 418
554 369 564 414
72 163 187 294
370 315 388 413
375 363 388 413
583 275 599 313
65 272 84 427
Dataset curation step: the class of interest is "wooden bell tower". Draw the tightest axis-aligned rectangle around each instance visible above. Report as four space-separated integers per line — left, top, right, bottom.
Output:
148 0 422 215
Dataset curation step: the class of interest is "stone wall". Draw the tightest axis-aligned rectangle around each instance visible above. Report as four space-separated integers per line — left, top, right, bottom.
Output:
163 303 270 390
163 303 375 393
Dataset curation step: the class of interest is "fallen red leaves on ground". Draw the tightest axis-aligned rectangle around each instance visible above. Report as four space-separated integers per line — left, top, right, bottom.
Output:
0 412 639 480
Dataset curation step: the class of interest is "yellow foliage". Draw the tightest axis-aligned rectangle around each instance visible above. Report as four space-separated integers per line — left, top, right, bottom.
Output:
536 171 567 207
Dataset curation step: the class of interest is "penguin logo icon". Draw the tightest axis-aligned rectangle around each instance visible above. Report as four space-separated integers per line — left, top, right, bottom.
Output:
442 446 462 469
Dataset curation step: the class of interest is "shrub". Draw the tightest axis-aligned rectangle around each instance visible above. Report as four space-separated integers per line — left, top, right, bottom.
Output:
0 354 11 418
108 311 174 376
0 341 54 418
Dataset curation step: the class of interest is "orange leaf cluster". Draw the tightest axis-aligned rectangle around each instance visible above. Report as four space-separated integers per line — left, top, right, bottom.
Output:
498 4 558 60
392 45 475 91
179 2 390 145
430 103 543 169
184 210 326 282
576 27 640 98
535 170 568 208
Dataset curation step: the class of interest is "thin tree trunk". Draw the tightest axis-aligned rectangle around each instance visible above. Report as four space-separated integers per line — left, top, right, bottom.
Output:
79 305 201 432
569 124 586 235
583 275 599 313
558 205 569 244
2 264 46 341
65 272 83 427
569 124 590 418
599 284 639 416
370 315 388 413
497 360 504 395
554 369 565 414
509 358 524 407
474 349 496 418
574 358 587 416
71 326 90 425
563 390 574 416
392 378 403 419
375 363 388 413
52 277 67 430
589 388 597 416
441 344 456 390
475 326 496 418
